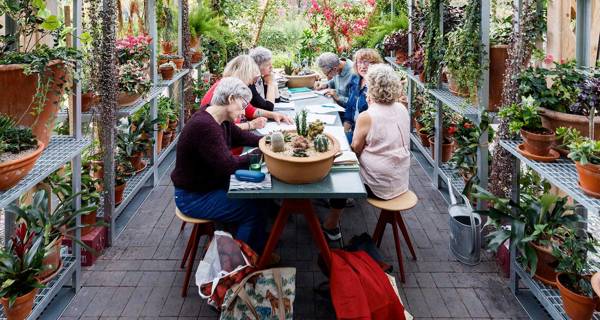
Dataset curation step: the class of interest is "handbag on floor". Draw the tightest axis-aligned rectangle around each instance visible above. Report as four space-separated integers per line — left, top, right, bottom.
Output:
220 267 296 320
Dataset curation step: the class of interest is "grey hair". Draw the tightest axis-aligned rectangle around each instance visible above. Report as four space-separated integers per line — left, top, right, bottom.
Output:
210 77 252 106
366 64 402 105
249 46 273 67
316 52 340 73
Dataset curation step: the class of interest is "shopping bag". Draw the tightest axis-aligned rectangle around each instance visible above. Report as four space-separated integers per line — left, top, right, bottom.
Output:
220 267 296 320
195 231 258 309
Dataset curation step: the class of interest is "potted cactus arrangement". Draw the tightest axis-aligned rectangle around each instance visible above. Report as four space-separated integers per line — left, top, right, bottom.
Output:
0 115 44 190
259 110 340 184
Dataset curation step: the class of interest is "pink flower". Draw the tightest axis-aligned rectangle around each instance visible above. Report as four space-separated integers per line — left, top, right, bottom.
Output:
365 0 375 6
544 54 554 65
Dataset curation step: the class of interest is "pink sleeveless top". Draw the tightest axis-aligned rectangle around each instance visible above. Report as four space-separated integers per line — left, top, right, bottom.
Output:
358 102 411 200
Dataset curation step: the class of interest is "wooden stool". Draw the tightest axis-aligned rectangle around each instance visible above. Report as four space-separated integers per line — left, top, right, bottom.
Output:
176 207 214 297
368 191 418 283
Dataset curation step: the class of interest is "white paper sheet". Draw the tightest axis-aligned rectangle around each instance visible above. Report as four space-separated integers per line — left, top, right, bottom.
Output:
289 92 317 101
305 104 345 114
314 89 329 96
324 126 350 151
274 102 296 111
256 122 296 135
334 151 358 164
307 113 337 125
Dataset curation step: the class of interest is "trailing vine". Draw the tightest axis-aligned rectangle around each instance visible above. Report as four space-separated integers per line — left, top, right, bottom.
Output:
422 0 444 85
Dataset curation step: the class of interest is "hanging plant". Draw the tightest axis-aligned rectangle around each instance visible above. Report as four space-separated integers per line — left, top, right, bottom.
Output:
422 0 444 84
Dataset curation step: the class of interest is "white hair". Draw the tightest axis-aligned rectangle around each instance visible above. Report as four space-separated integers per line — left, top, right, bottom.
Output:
316 52 340 73
366 64 403 105
249 46 273 67
210 77 252 106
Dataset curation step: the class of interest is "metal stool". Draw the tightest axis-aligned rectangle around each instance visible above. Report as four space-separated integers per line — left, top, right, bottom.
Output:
368 191 418 283
176 207 214 297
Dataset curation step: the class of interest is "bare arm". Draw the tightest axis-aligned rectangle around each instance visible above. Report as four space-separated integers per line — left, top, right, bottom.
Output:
351 112 372 156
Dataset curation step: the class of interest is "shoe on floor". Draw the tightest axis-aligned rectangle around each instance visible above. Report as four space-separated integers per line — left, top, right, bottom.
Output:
345 199 355 207
322 225 342 241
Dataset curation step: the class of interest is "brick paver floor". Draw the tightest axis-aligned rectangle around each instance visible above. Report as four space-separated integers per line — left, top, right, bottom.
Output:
60 160 528 319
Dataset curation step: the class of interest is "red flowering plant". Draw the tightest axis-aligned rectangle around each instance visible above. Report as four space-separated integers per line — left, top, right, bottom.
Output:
0 223 45 307
116 34 153 65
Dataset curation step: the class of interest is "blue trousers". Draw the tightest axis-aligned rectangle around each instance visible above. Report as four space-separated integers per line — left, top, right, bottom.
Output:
174 188 268 252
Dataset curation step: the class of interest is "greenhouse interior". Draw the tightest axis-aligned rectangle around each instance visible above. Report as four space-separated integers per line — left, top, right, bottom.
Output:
0 0 600 319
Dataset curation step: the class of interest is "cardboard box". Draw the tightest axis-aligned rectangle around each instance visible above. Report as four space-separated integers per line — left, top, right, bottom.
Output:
63 226 107 267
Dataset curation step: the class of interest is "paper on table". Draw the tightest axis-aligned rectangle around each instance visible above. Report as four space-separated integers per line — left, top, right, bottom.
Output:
274 102 296 111
289 92 317 101
324 126 350 151
305 104 345 114
307 113 336 125
256 122 296 135
334 151 358 164
314 89 329 95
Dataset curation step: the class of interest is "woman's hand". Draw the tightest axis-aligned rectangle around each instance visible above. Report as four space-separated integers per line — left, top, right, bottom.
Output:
315 82 328 90
250 117 267 129
343 121 352 133
263 73 274 85
325 89 339 101
271 112 292 124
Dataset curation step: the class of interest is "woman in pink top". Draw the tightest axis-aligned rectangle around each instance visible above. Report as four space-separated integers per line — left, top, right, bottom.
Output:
322 64 410 240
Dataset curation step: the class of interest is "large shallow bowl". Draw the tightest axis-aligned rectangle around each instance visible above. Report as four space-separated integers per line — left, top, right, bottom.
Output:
259 132 340 184
285 74 318 88
0 141 45 191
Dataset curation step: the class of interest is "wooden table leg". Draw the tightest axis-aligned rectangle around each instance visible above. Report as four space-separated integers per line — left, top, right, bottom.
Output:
299 200 332 269
257 201 292 269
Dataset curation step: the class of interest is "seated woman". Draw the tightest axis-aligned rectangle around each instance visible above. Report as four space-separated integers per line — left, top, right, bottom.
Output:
200 55 291 131
322 64 410 241
343 49 383 143
315 52 354 107
249 46 279 109
172 77 268 252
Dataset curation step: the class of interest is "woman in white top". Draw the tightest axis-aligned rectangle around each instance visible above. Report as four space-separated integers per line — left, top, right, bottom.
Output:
322 63 410 241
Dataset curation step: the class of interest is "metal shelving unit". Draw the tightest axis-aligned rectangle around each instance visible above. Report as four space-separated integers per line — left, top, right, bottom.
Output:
157 68 190 87
116 86 165 117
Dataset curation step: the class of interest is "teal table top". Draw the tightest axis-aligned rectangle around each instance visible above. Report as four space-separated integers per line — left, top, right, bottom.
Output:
228 93 367 199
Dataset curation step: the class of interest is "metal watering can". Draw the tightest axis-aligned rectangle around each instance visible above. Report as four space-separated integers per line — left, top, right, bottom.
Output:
447 178 482 265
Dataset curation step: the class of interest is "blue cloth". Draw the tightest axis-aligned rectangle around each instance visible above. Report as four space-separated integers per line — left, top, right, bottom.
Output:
327 59 354 107
174 187 268 252
343 74 369 134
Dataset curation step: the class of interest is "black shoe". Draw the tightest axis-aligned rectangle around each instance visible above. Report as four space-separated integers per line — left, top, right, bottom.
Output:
322 225 342 241
345 199 355 207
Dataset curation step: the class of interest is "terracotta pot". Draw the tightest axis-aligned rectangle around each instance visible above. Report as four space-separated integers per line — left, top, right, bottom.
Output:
168 119 178 131
418 72 425 83
172 58 184 70
0 141 45 191
117 92 142 108
575 161 600 198
115 183 126 205
489 45 508 112
414 121 424 133
39 236 63 283
190 36 200 49
539 107 600 140
428 137 455 163
520 128 556 157
1 288 37 320
158 58 169 68
418 131 431 147
129 152 145 171
530 242 558 286
161 41 174 54
81 209 97 236
80 91 99 113
162 131 172 150
160 66 175 80
156 130 164 153
258 132 340 184
557 273 599 320
285 74 318 88
447 72 470 98
395 51 408 65
90 160 104 180
0 61 68 147
191 51 202 63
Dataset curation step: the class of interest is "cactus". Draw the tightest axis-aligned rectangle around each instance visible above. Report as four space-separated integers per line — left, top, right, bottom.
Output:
291 136 309 150
270 132 285 152
308 120 324 139
313 134 330 152
283 131 292 142
294 109 308 137
292 148 309 157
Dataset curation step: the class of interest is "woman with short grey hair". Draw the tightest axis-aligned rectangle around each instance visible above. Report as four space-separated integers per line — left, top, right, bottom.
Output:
249 46 279 110
315 52 354 107
172 77 269 252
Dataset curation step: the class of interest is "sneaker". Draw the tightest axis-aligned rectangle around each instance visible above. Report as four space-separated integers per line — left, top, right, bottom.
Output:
322 225 342 241
345 199 355 207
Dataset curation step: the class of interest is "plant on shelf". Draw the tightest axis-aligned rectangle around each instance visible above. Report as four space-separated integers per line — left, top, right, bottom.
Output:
499 96 557 160
157 0 176 53
490 15 512 46
0 114 43 191
159 61 176 80
117 122 149 172
416 103 434 147
115 34 152 65
570 76 600 117
0 223 44 319
555 126 584 154
428 107 460 163
567 138 600 198
382 30 409 64
407 48 425 78
157 97 176 151
189 3 228 49
117 61 151 107
473 186 581 282
115 155 130 206
450 114 494 183
422 0 444 84
552 228 599 320
0 0 85 146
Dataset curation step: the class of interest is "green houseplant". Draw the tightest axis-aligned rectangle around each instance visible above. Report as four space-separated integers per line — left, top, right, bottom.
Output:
499 96 557 160
0 0 83 146
450 115 494 183
117 60 151 107
568 138 600 198
0 223 44 319
114 155 130 206
117 122 149 172
0 114 43 190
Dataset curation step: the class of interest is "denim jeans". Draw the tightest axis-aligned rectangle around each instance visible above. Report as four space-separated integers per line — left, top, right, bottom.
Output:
174 188 268 252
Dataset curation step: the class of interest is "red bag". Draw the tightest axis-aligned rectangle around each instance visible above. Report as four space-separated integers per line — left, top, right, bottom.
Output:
330 250 406 320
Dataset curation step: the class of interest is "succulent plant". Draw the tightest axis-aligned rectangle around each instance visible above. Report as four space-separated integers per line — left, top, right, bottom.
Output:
314 134 330 152
291 136 309 150
295 110 308 137
292 148 308 157
1 126 38 154
308 120 324 139
270 132 285 152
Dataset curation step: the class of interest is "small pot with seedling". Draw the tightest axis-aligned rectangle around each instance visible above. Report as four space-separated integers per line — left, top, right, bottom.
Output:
567 138 600 198
114 158 130 206
0 115 44 190
159 61 176 80
170 54 184 70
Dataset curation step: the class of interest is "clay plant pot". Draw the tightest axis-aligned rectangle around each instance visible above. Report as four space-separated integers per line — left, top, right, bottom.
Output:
89 160 104 180
489 45 508 112
0 61 68 147
117 92 142 108
161 41 174 54
172 58 184 70
428 137 455 163
575 161 600 198
530 242 559 286
160 66 175 80
156 129 164 154
39 236 63 283
520 128 556 157
258 132 340 184
190 36 200 49
557 273 599 320
539 107 600 140
1 288 37 320
115 183 126 206
81 209 97 236
0 141 45 191
418 72 425 83
168 119 178 132
158 58 169 68
395 51 408 65
191 51 202 63
80 91 99 113
285 74 318 88
162 131 173 148
418 131 431 147
129 152 145 172
447 72 470 98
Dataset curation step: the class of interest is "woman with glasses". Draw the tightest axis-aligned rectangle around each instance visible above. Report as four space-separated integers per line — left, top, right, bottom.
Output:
342 49 383 143
315 52 354 107
172 77 269 252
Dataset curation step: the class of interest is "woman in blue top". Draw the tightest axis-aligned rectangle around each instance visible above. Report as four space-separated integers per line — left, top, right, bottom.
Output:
343 49 383 143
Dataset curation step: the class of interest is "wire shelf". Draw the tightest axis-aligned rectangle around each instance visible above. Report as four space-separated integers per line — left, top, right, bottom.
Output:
116 86 164 117
428 88 479 121
410 132 434 166
500 139 600 215
157 69 189 87
156 134 179 166
384 57 425 90
0 137 90 209
439 166 467 195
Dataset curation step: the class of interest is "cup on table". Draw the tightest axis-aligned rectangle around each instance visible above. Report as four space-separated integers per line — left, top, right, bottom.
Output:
249 154 262 171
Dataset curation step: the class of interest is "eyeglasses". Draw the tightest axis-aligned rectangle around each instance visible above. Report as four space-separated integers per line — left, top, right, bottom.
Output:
241 97 250 110
357 60 371 67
